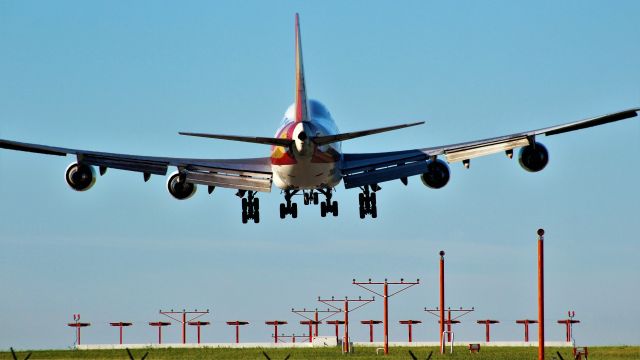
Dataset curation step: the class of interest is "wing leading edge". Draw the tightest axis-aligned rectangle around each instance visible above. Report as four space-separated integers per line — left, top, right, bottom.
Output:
341 108 639 189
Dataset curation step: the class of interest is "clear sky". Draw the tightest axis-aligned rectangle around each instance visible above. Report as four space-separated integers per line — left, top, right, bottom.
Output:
1 0 639 350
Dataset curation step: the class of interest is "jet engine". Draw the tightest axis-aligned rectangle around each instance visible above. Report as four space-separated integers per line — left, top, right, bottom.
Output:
518 142 549 172
65 163 96 191
420 158 450 189
166 171 197 200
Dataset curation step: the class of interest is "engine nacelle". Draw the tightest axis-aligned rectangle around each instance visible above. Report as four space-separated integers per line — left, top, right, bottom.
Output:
65 163 96 191
518 142 549 172
166 171 197 200
420 159 450 189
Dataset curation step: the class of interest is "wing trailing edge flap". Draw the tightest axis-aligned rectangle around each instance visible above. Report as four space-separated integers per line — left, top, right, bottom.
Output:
444 136 530 163
184 165 272 193
341 150 431 189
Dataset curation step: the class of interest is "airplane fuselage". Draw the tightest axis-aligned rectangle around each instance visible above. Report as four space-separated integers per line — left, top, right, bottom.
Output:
271 100 342 190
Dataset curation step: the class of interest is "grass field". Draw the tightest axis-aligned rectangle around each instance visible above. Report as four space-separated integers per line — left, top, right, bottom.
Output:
2 346 639 360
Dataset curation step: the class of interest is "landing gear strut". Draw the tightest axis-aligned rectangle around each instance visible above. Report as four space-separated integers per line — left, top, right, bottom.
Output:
238 190 260 224
303 190 319 206
318 188 338 217
280 190 299 219
358 185 378 219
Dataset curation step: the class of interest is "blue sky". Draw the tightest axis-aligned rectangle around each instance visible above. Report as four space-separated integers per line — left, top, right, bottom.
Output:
1 1 639 350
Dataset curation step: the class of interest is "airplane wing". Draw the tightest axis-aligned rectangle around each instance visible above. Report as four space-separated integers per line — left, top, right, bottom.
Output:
340 108 639 189
0 139 273 192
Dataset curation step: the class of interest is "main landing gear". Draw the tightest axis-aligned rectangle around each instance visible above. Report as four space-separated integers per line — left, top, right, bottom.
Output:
280 190 299 219
358 185 379 219
237 190 260 224
317 188 338 217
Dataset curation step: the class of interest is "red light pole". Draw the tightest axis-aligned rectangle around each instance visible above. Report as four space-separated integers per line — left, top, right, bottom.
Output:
265 320 288 343
399 320 422 342
516 319 538 342
109 322 132 345
299 320 322 342
188 321 210 344
318 296 375 353
226 321 249 343
426 307 473 347
159 309 209 344
476 320 499 342
557 311 580 343
326 320 345 338
67 314 90 346
148 322 171 344
538 229 545 360
292 308 339 338
353 278 420 355
360 320 382 342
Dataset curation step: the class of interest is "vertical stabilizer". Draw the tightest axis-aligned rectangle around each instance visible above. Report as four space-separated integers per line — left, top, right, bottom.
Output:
294 13 309 123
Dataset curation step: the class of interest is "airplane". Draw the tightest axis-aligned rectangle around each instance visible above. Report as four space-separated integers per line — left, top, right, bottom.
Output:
0 14 638 224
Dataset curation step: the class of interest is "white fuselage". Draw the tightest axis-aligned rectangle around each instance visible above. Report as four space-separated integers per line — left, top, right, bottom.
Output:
271 100 342 190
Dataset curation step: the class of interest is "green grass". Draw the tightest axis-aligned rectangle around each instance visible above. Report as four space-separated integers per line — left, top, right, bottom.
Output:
1 346 639 360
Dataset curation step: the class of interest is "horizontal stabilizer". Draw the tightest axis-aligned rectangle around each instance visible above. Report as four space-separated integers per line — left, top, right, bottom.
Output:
312 121 425 146
179 132 293 147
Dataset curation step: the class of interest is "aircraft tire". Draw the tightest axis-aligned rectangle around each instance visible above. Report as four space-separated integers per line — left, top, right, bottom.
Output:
254 197 259 211
254 210 260 224
320 202 327 217
292 203 298 218
313 193 319 204
332 201 338 216
280 203 286 219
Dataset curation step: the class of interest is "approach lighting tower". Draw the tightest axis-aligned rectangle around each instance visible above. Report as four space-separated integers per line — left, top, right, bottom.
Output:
109 322 133 345
360 320 382 342
226 321 249 343
318 296 375 353
352 278 420 354
291 307 340 337
159 309 209 344
67 314 90 346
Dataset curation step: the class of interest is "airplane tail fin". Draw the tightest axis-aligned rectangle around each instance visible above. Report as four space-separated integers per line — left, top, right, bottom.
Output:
312 121 425 146
294 13 309 123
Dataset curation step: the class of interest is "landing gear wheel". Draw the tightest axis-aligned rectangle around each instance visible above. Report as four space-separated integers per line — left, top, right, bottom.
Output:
279 203 286 219
359 206 365 219
242 211 248 224
313 192 319 205
332 201 339 217
304 193 310 205
253 197 259 210
291 203 298 218
320 202 327 217
371 192 376 205
371 206 377 218
254 210 260 223
242 198 248 212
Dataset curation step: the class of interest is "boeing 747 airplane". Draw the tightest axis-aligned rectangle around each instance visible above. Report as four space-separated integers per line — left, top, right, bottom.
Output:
1 14 638 223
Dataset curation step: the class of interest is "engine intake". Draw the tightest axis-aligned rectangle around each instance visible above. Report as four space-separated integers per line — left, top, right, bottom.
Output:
167 171 197 200
518 142 549 172
420 159 450 189
65 163 96 191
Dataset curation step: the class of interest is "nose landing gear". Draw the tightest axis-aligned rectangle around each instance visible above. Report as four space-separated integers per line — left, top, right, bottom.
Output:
303 190 319 205
237 190 260 224
280 190 299 219
358 185 379 219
